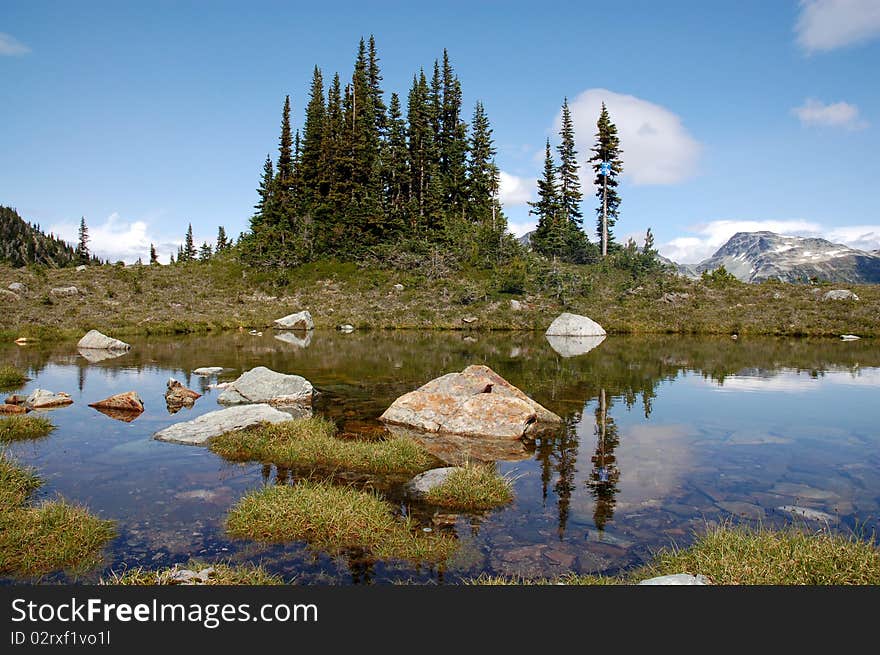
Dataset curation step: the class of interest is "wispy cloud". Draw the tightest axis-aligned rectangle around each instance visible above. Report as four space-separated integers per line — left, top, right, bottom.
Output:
557 88 701 186
793 98 868 129
0 32 30 56
795 0 880 52
659 219 880 264
498 170 534 207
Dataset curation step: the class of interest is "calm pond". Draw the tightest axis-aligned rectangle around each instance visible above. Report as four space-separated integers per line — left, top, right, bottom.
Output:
2 331 879 583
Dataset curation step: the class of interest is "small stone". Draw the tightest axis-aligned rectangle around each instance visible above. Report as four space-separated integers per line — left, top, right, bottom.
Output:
393 283 404 291
0 289 20 302
337 324 355 333
8 282 27 294
462 316 478 324
50 286 79 297
822 289 859 302
509 299 523 311
638 574 710 585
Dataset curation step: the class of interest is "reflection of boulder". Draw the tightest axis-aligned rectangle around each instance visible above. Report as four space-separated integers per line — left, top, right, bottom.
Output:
546 334 606 358
274 331 313 349
217 366 314 408
545 312 606 336
386 424 535 465
380 365 561 439
91 406 142 422
78 348 128 363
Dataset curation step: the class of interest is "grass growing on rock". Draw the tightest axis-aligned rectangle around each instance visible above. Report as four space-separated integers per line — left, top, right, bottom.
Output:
209 417 435 475
0 365 28 389
0 415 55 443
0 453 116 577
226 480 456 563
466 523 880 585
423 463 514 511
104 561 284 585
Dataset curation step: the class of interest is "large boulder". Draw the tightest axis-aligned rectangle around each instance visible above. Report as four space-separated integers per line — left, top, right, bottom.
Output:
217 366 314 408
153 404 295 446
272 310 314 331
25 389 73 409
77 329 131 351
545 312 606 337
165 378 201 413
380 365 561 440
822 289 859 301
89 391 144 413
546 334 606 358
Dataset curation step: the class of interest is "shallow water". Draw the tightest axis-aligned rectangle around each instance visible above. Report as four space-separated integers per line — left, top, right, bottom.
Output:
1 330 878 584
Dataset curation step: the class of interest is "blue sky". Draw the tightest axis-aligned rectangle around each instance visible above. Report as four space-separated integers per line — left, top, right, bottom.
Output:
2 0 879 263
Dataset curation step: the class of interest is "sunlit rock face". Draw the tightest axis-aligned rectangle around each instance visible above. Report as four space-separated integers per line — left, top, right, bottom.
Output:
217 366 314 408
154 404 296 446
545 313 606 337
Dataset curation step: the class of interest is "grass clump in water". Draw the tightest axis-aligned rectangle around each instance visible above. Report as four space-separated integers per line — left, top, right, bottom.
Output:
0 415 55 443
104 561 284 585
0 366 28 390
210 417 434 475
423 463 514 511
226 480 456 563
0 453 116 577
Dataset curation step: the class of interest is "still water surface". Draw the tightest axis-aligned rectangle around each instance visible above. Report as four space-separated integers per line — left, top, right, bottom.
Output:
2 331 878 583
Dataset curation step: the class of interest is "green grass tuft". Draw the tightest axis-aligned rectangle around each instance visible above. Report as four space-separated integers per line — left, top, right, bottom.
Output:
226 480 456 563
0 415 55 443
103 561 285 585
0 365 28 390
423 463 514 511
210 417 434 475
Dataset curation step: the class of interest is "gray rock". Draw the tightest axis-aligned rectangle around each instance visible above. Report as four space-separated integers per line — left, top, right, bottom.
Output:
168 566 215 584
0 289 20 302
660 292 690 304
509 299 523 311
192 366 224 376
50 286 79 297
272 310 314 330
777 505 836 523
153 404 295 445
217 366 314 408
75 265 87 272
545 312 606 337
393 283 404 291
8 282 27 294
638 574 710 586
77 329 131 351
25 389 73 409
822 289 859 301
405 467 461 496
840 334 861 341
337 324 355 333
546 334 606 358
462 316 478 324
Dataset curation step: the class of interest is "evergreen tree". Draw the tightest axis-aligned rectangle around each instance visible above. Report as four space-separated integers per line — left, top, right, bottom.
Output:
199 241 212 261
643 227 654 254
556 98 583 229
407 71 442 234
300 67 325 201
275 95 295 225
253 154 275 227
149 243 158 265
176 244 184 264
169 252 175 265
184 223 196 261
529 139 565 256
588 102 623 253
383 92 410 235
76 216 90 265
215 226 229 253
467 101 497 226
440 50 468 221
367 35 387 135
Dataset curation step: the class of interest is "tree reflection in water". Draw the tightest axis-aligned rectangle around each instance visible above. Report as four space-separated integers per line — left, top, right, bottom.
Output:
586 389 621 531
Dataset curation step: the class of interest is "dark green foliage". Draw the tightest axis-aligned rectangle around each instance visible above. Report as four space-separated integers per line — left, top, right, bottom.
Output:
149 243 158 264
183 224 196 262
557 99 583 228
0 206 78 268
76 217 90 265
198 242 212 261
588 102 623 251
701 265 741 288
215 226 229 253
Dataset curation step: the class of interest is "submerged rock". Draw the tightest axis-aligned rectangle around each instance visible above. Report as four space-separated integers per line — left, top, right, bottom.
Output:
89 391 144 413
217 366 314 409
545 334 606 358
272 310 314 331
404 467 460 496
638 574 710 586
822 289 859 301
380 364 561 440
77 329 131 351
165 378 201 413
777 505 836 523
25 389 73 409
545 312 606 337
193 366 224 376
153 404 295 445
0 403 28 414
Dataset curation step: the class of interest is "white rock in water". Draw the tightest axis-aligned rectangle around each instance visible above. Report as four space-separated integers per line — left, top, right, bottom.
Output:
153 404 295 445
193 367 224 375
337 324 355 333
405 467 461 496
217 366 314 407
77 329 131 351
840 334 861 341
638 574 710 585
25 389 73 409
545 312 606 337
778 505 836 522
272 310 314 331
546 334 606 358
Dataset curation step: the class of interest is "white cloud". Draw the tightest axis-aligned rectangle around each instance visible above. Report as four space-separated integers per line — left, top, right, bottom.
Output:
498 170 534 208
795 0 880 52
793 98 868 129
0 32 30 56
48 213 204 264
658 218 880 264
556 88 701 186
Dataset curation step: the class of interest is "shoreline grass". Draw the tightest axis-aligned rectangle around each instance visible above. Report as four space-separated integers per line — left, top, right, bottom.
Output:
423 463 514 511
0 453 116 577
103 561 285 585
209 417 435 475
0 365 28 390
225 480 457 563
0 415 55 443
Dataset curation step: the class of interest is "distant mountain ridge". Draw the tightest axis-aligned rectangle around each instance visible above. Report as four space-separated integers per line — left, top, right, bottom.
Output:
0 205 79 268
692 231 880 284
